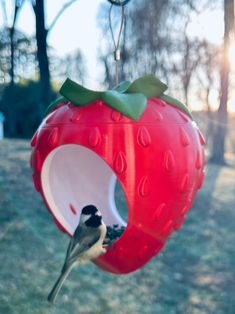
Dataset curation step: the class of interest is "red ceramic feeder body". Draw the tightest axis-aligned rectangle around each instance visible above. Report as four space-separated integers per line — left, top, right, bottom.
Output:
30 97 206 274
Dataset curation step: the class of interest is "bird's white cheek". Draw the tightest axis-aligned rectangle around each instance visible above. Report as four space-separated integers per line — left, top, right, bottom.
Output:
80 214 91 223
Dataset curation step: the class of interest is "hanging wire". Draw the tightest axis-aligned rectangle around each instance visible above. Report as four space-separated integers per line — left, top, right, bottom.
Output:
108 2 126 85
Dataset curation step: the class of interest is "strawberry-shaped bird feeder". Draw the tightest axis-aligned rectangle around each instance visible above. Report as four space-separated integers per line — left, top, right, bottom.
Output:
30 75 206 274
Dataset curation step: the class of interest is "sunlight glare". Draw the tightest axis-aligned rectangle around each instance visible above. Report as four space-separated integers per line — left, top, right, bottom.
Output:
228 41 235 69
228 99 235 113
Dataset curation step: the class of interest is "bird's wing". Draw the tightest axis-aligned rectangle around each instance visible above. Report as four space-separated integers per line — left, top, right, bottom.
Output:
64 224 86 260
67 227 101 262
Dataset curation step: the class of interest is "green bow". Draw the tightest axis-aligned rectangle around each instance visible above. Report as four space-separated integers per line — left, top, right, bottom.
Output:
45 75 193 120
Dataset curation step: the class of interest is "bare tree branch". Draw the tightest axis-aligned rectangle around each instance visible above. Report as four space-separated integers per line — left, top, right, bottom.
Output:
9 0 26 85
30 0 36 14
48 0 78 33
12 0 26 27
0 0 8 26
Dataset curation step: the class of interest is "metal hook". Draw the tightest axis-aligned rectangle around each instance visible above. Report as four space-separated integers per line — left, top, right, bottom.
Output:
108 3 126 85
107 0 130 6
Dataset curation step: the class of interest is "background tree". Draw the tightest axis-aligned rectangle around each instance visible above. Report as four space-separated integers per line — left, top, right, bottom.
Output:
171 18 203 107
98 0 174 86
0 0 25 84
0 28 37 137
0 28 36 83
0 0 85 138
196 40 220 150
9 0 26 85
30 0 78 117
51 49 87 85
211 0 235 164
98 0 235 163
31 0 51 117
97 0 209 93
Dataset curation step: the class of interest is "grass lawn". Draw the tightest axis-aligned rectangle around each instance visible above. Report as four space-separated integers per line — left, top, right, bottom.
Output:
0 139 235 314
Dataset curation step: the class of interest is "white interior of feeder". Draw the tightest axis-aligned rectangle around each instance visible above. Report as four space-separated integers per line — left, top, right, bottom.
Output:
41 144 126 235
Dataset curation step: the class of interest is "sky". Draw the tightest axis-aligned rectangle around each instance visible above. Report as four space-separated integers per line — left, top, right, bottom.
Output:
1 0 235 112
1 0 105 88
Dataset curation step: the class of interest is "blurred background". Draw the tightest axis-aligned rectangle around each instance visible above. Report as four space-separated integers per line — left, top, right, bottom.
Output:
0 0 235 313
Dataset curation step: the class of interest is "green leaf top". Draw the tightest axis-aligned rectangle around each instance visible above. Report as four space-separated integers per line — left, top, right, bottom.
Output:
45 75 193 120
103 91 147 120
126 74 167 97
45 96 66 116
160 94 193 119
113 80 131 93
60 78 103 105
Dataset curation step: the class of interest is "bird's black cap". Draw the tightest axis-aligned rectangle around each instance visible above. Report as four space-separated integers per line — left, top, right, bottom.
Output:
81 205 98 215
85 215 102 228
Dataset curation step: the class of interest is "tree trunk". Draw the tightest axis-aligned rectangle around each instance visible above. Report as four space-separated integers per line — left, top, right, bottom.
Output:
205 87 214 151
183 83 189 107
9 27 15 86
9 4 20 85
34 0 52 117
210 0 234 164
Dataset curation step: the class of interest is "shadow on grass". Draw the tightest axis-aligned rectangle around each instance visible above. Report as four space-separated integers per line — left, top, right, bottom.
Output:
160 162 235 313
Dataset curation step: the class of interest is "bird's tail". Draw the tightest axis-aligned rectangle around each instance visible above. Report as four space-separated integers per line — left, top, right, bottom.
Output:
47 263 74 303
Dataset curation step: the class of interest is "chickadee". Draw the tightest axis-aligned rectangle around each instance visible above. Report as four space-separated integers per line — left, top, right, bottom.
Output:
47 205 107 303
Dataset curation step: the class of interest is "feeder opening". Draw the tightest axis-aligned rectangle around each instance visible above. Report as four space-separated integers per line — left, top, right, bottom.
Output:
41 144 127 235
115 180 128 221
